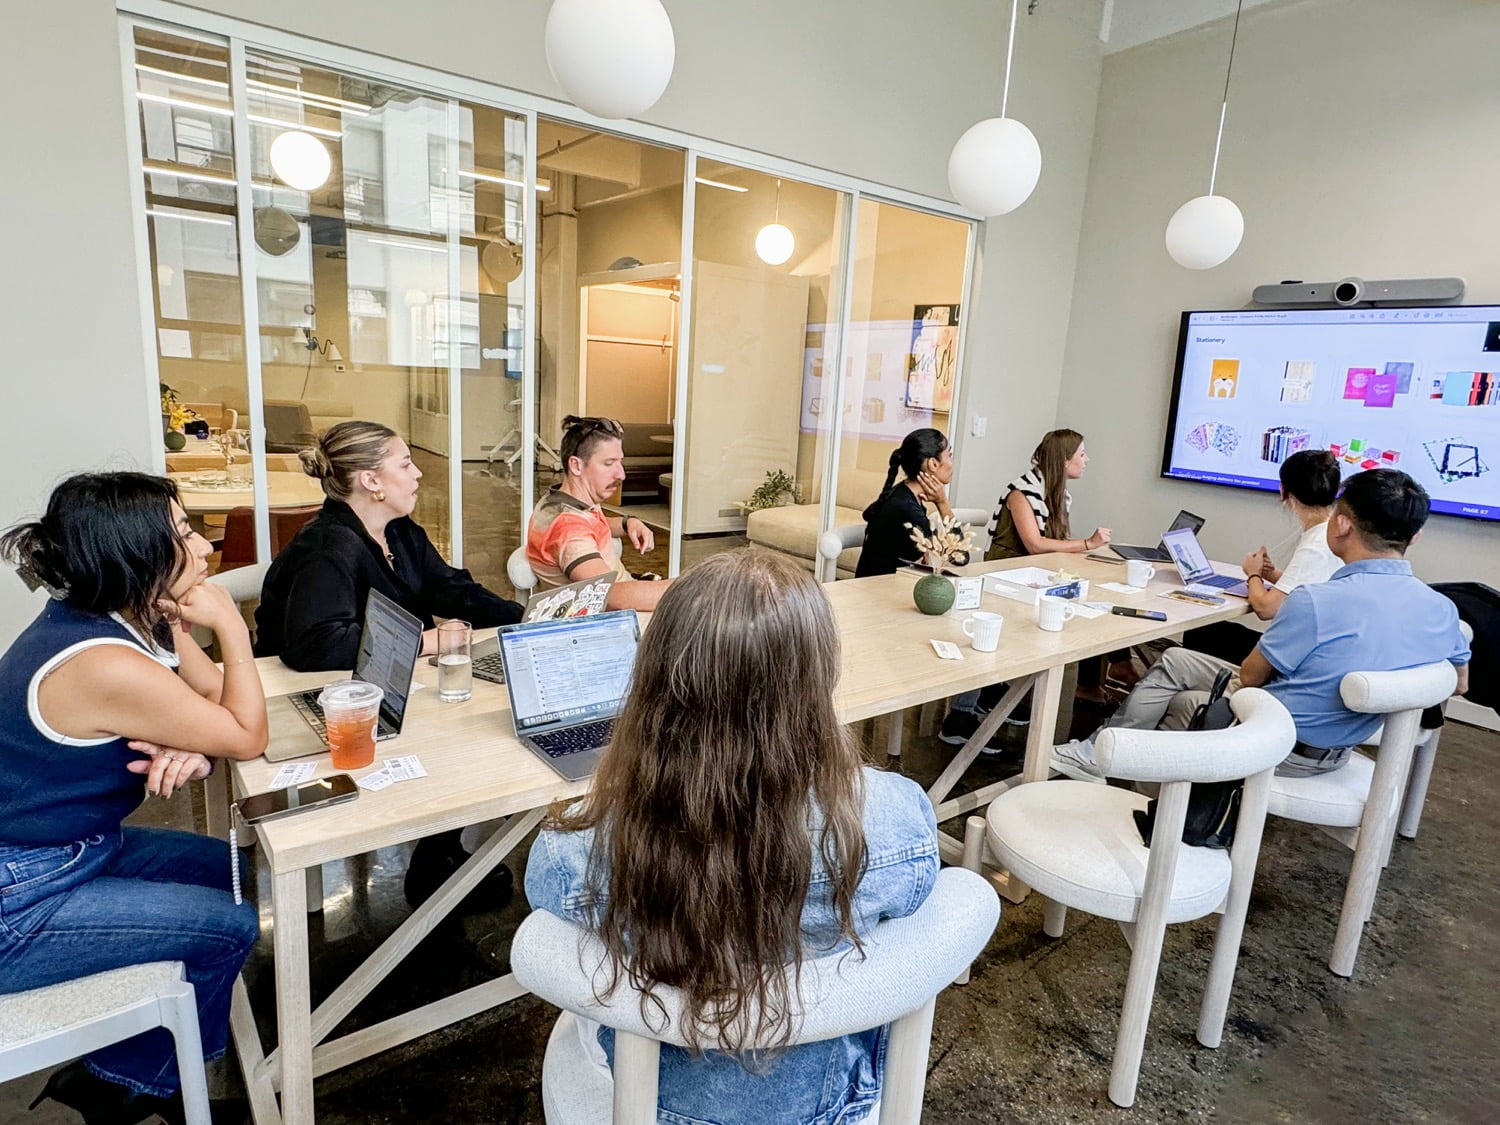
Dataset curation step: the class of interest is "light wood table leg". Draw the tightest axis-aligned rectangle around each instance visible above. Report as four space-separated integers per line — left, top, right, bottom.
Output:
271 868 314 1125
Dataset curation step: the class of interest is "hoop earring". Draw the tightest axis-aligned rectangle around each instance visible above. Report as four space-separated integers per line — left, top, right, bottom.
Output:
375 490 386 502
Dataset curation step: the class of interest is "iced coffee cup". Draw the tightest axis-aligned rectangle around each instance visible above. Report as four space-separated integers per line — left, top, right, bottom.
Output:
318 680 383 770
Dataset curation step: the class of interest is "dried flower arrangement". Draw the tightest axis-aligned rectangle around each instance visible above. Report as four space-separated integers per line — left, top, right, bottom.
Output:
905 513 977 569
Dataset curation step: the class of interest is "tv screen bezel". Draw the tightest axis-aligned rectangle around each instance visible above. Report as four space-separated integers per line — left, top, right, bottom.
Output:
1159 303 1500 524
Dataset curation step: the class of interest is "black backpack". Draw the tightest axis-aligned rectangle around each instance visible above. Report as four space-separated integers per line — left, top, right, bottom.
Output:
1132 669 1243 850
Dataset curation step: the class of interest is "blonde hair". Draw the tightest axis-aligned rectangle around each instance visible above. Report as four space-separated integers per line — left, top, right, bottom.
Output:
547 548 868 1055
299 420 397 500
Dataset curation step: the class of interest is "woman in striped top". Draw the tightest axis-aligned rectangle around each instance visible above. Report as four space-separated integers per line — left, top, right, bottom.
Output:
985 429 1111 560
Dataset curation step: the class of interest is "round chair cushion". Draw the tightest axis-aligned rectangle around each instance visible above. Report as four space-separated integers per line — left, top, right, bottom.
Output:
987 781 1231 924
1267 750 1374 828
542 1012 612 1125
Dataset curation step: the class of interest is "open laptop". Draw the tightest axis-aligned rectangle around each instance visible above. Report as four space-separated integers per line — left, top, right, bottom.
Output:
1108 510 1207 562
1161 526 1250 597
469 575 617 686
265 589 425 762
497 610 640 781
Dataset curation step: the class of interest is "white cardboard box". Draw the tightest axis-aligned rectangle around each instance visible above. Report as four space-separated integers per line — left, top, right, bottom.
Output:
981 566 1090 606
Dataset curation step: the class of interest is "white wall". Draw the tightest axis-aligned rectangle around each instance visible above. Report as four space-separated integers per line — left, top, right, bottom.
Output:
0 0 1106 639
1057 0 1500 584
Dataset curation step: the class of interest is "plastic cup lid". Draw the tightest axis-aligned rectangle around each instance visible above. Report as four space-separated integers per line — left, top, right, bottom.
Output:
317 679 383 710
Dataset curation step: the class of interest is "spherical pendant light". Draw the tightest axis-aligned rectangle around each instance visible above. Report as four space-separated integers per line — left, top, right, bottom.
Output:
754 223 795 266
947 116 1041 216
1165 194 1244 270
269 130 331 192
544 0 675 120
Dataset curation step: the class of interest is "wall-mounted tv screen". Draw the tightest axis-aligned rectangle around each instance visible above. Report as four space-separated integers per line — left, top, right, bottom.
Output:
1162 305 1500 523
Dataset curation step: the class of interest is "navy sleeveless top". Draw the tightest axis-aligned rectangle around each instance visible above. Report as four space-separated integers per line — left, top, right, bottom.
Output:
0 600 179 847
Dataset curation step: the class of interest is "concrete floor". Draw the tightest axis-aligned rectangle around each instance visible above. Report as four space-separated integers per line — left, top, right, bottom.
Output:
5 690 1496 1124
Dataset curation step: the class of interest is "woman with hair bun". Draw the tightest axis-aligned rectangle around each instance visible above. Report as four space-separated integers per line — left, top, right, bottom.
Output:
0 472 263 1123
255 421 522 908
854 427 958 578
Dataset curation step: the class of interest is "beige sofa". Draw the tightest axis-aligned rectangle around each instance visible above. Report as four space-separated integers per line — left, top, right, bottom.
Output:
745 466 887 578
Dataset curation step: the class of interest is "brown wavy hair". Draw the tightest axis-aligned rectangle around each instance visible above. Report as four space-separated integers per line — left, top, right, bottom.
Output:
546 547 868 1054
1031 428 1083 540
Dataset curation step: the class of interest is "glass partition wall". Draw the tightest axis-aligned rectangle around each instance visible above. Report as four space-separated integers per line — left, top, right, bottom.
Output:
127 17 974 587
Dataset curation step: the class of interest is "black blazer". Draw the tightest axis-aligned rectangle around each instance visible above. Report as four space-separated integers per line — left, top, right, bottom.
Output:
255 499 522 671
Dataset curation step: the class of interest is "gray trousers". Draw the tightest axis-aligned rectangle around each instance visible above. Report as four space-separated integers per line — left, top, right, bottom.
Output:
1100 646 1347 778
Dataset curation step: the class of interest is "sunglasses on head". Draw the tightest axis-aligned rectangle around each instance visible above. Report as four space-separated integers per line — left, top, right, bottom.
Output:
569 417 623 439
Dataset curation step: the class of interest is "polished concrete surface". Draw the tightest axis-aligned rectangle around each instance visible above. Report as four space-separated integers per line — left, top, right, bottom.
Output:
6 684 1497 1123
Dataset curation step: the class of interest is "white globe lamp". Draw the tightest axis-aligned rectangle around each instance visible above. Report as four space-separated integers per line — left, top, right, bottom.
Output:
544 0 675 120
946 116 1041 216
269 130 331 192
1165 194 1244 270
754 223 795 267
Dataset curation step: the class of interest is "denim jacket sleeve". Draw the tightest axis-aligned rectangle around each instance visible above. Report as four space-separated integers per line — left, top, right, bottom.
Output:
523 824 602 925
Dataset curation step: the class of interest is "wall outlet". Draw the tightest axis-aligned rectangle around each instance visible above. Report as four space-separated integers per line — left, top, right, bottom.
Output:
334 363 346 373
970 414 987 438
717 507 742 518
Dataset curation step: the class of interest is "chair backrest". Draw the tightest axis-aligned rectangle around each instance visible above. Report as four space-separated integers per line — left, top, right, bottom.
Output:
507 546 538 597
263 400 316 452
218 505 320 572
1094 687 1296 786
950 506 989 530
512 866 999 1124
818 523 866 563
1339 662 1457 716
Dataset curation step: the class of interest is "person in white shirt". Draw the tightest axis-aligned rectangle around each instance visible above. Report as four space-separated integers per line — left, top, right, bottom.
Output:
1180 449 1342 664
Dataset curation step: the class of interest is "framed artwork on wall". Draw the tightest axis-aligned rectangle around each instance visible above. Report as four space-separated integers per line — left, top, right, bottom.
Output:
905 304 959 412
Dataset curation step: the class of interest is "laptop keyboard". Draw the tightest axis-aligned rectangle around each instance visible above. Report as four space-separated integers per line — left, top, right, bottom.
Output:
1197 573 1245 589
472 652 505 684
528 719 614 758
289 690 396 739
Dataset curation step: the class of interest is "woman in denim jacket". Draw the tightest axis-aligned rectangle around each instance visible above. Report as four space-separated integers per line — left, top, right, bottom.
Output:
0 473 266 1124
526 547 938 1125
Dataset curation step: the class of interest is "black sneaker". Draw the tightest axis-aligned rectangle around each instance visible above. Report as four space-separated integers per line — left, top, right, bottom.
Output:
404 836 515 913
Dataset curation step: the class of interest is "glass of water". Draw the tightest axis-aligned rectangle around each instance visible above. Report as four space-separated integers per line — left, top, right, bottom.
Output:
437 620 472 703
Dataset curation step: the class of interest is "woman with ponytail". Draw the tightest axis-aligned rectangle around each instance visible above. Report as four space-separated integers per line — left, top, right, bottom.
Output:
854 427 957 578
0 472 263 1123
985 428 1111 560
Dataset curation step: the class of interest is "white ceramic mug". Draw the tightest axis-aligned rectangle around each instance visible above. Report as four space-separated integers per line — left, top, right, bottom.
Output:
1036 595 1077 632
961 611 1004 652
1126 560 1157 587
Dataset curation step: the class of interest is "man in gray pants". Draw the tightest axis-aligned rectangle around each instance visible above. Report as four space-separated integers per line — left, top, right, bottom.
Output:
1051 469 1470 783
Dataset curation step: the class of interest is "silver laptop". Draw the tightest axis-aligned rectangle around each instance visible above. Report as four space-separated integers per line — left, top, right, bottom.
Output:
1161 527 1250 598
470 575 617 686
265 590 425 762
497 610 640 781
1110 510 1207 562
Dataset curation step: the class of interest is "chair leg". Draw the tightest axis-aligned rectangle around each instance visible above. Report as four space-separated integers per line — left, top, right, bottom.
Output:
879 998 938 1125
159 979 212 1125
612 1031 662 1125
1399 729 1440 840
955 817 987 986
1043 899 1067 938
886 710 905 759
1109 904 1170 1108
306 865 324 914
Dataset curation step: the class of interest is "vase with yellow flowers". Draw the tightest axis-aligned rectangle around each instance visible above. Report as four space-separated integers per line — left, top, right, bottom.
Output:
161 383 192 450
906 513 977 615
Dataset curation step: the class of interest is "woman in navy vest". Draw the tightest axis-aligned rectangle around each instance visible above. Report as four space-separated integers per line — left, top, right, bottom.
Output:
0 472 266 1124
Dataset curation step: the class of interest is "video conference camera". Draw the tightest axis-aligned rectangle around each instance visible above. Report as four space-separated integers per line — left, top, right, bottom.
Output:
1252 276 1465 307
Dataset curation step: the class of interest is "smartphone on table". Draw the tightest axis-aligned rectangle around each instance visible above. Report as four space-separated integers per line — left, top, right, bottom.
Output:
233 774 359 825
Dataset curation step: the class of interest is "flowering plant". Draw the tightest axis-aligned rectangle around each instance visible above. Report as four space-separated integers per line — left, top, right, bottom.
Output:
905 513 976 568
160 383 192 432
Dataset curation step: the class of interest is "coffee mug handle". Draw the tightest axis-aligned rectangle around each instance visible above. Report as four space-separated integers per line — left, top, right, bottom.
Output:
962 617 976 638
1061 603 1077 621
1143 565 1156 581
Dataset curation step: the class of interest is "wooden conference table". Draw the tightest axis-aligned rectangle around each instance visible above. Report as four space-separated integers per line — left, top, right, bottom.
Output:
171 470 325 516
228 551 1248 1123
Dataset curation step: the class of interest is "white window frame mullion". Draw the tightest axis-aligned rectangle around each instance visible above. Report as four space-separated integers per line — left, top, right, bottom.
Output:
444 98 464 564
815 191 861 583
667 151 698 577
946 220 982 487
519 108 540 536
227 37 271 562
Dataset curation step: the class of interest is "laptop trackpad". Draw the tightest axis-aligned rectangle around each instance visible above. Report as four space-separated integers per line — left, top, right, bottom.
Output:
263 696 328 762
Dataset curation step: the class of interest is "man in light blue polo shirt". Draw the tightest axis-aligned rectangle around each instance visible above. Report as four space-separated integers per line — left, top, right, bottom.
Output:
1053 469 1469 781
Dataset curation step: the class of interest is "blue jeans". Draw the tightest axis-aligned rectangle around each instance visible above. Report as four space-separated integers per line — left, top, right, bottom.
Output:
0 827 258 1097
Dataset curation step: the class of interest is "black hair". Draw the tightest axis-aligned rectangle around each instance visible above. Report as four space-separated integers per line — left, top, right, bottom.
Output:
559 415 625 474
862 428 950 522
1278 450 1340 508
1337 469 1429 552
0 472 188 646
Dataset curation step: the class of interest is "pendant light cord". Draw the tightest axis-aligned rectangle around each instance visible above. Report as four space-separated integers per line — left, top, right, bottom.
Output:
1001 0 1019 119
1207 0 1245 196
773 178 782 224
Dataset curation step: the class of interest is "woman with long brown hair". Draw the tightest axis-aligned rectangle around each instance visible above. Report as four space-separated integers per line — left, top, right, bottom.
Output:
526 548 938 1121
985 428 1111 560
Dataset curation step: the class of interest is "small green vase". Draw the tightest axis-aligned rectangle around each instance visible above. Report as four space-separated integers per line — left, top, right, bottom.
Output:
164 430 187 451
913 572 956 615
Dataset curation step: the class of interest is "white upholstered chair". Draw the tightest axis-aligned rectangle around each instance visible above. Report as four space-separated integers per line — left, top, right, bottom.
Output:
1396 622 1472 840
1266 660 1458 977
0 962 210 1125
506 546 538 600
966 688 1296 1107
511 867 1000 1125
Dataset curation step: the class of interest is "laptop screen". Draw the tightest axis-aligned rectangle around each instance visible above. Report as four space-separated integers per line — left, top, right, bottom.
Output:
356 590 425 725
499 611 640 732
1158 509 1206 550
1161 527 1215 584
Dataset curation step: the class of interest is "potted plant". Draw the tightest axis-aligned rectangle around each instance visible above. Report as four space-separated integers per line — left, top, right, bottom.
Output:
160 383 192 450
906 514 977 615
745 469 800 511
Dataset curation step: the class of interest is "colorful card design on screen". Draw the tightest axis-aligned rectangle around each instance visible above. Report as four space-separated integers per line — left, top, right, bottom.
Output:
1208 359 1240 399
1364 372 1398 408
1343 367 1375 400
1280 361 1315 403
1384 361 1414 395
